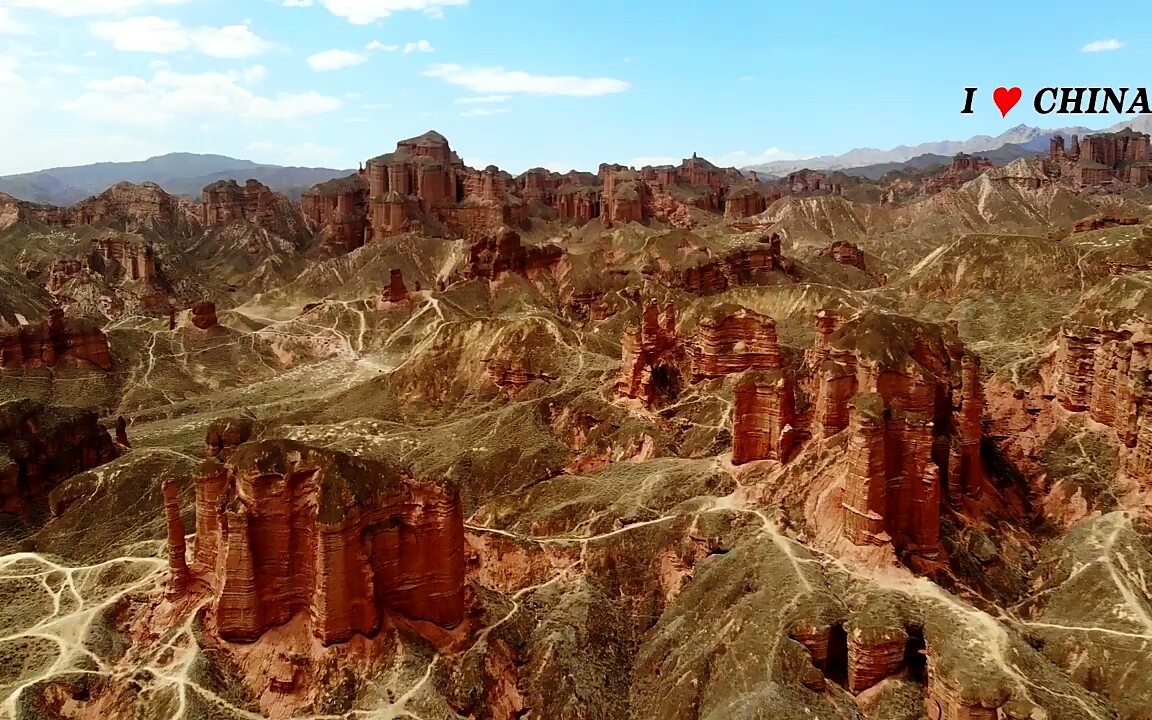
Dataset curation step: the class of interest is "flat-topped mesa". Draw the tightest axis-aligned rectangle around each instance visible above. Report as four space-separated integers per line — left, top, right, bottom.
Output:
62 182 199 237
723 185 769 219
818 240 867 271
732 370 796 464
0 308 113 371
618 303 683 407
300 174 370 251
190 301 219 330
811 312 987 556
0 400 119 515
1055 325 1151 448
183 439 466 645
363 130 465 236
786 170 844 196
690 304 782 382
675 233 794 296
462 227 564 281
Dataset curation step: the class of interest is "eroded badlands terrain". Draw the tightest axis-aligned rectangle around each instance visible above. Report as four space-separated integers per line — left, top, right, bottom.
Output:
0 130 1151 719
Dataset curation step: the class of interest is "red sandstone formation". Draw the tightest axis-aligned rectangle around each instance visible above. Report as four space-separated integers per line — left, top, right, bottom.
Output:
462 227 564 282
46 236 159 294
1045 127 1152 187
1055 325 1150 450
202 179 309 244
301 175 369 251
162 478 190 593
809 313 986 556
20 182 200 236
384 269 409 303
204 416 254 460
732 370 795 464
178 439 466 645
0 308 112 370
818 240 867 271
671 233 794 296
483 356 556 394
191 301 219 330
619 303 682 407
600 166 647 227
115 416 129 448
1072 214 1141 234
0 400 119 515
689 304 782 382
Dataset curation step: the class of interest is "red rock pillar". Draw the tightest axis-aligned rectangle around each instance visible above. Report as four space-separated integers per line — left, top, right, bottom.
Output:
732 370 795 464
163 479 190 593
385 269 409 303
842 393 889 545
115 416 129 448
216 509 262 640
192 466 229 574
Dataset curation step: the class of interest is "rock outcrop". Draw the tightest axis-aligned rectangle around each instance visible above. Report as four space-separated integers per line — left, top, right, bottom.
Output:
204 416 255 460
301 175 370 251
732 370 795 464
0 308 113 370
619 303 682 407
179 439 466 645
462 228 564 281
818 240 867 270
190 301 219 330
1055 325 1150 449
383 269 409 303
689 304 782 382
202 179 309 244
0 400 119 514
810 313 987 556
670 234 795 296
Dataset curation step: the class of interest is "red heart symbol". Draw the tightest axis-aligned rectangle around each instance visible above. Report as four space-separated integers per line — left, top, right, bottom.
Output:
993 86 1022 117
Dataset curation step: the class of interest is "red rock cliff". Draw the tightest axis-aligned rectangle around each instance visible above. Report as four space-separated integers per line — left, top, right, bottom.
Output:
182 439 466 645
618 303 683 407
0 399 119 515
731 369 795 464
0 308 113 370
690 304 782 382
810 313 986 556
1055 325 1151 449
202 179 310 245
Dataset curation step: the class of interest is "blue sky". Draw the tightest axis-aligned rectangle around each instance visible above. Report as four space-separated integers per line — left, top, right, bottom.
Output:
0 0 1149 175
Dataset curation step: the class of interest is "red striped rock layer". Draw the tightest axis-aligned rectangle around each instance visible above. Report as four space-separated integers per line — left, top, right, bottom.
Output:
732 370 795 464
0 399 119 515
1055 326 1151 449
0 308 112 371
812 313 986 556
618 303 680 407
689 305 782 382
184 439 466 645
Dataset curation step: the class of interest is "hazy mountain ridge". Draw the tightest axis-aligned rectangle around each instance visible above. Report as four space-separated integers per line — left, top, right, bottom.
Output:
748 118 1152 175
0 152 354 205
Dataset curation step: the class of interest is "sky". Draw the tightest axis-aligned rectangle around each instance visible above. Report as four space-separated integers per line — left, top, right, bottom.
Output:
1 0 1151 175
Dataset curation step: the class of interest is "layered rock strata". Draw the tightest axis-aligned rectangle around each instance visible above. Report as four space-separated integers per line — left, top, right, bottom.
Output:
818 240 866 270
180 439 466 645
690 304 782 382
462 228 564 281
0 308 113 370
190 301 219 330
618 303 681 407
811 313 987 556
1055 325 1151 449
204 416 255 460
0 400 119 514
731 370 795 464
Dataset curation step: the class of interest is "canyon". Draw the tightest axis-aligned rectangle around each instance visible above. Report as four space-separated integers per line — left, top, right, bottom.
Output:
0 129 1149 720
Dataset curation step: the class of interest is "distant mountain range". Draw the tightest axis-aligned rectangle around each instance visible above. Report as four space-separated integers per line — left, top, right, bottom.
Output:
0 153 354 206
838 142 1046 181
746 117 1152 176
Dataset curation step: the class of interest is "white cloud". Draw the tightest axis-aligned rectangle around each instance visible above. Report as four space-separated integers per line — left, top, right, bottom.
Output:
461 107 507 117
242 65 268 84
245 140 342 165
402 39 434 53
0 8 32 34
283 0 313 5
423 64 630 97
89 17 269 58
7 0 191 16
307 49 366 71
1081 38 1123 52
366 40 398 51
60 67 342 124
455 95 509 104
318 0 467 24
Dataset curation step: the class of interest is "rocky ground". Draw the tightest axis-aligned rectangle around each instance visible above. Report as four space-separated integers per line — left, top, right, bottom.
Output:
0 141 1150 720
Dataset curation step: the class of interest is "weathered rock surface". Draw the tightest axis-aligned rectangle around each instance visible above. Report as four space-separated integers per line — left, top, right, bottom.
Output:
190 300 219 330
0 399 118 514
180 439 466 645
0 308 112 370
